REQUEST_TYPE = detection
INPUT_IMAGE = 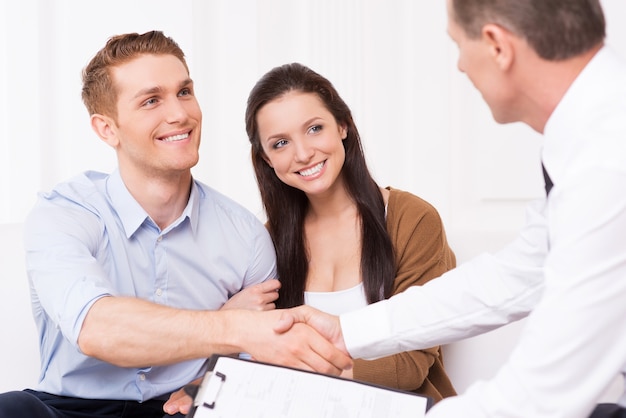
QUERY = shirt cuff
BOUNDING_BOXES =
[340,300,392,360]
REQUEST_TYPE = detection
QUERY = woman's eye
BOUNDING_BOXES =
[308,125,323,134]
[273,139,288,149]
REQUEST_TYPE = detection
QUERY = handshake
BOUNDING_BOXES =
[163,306,352,416]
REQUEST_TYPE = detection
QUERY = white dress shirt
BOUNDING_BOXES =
[340,46,626,417]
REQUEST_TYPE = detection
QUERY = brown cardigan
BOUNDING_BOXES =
[350,187,457,402]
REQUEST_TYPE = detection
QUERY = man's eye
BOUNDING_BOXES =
[179,88,192,97]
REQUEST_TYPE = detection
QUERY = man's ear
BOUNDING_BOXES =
[90,114,119,147]
[482,23,514,71]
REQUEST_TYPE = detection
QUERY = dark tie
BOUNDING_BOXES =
[542,163,553,196]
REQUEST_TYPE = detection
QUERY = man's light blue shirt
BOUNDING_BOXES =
[23,169,276,401]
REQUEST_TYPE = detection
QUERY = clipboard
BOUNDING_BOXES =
[186,354,433,417]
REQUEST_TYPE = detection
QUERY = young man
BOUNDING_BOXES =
[280,1,626,417]
[0,31,350,418]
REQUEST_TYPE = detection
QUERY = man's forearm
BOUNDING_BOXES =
[78,296,240,367]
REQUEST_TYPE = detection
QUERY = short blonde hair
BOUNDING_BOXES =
[81,30,188,119]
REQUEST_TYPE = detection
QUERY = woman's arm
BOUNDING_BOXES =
[349,189,457,399]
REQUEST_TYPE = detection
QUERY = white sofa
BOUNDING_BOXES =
[0,223,622,401]
[0,223,39,393]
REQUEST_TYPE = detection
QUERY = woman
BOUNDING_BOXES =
[246,62,456,400]
[163,63,456,416]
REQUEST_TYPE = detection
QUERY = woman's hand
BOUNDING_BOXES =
[220,279,280,311]
[163,377,202,416]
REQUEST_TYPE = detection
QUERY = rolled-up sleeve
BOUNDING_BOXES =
[24,194,113,347]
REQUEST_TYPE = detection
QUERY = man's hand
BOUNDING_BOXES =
[162,307,352,415]
[221,279,280,311]
[224,309,351,375]
[275,305,348,356]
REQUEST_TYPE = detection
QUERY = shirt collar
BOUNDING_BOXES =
[106,169,201,238]
[542,46,616,185]
[183,181,201,235]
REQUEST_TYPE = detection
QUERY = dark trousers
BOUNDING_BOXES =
[590,403,626,418]
[1,389,622,418]
[0,389,185,418]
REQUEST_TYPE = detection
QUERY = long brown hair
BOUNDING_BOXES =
[245,63,395,308]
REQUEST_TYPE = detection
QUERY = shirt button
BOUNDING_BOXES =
[139,373,146,381]
[157,236,163,242]
[156,288,163,297]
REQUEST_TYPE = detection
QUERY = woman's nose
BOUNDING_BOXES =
[293,139,314,163]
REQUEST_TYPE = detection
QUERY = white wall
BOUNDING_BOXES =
[0,0,624,400]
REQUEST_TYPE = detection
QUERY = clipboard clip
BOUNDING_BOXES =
[191,371,227,410]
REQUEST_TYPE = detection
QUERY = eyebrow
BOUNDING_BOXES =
[264,116,325,144]
[132,78,194,99]
[302,116,324,129]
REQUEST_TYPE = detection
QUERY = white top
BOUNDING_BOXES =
[305,282,368,316]
[340,46,626,417]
